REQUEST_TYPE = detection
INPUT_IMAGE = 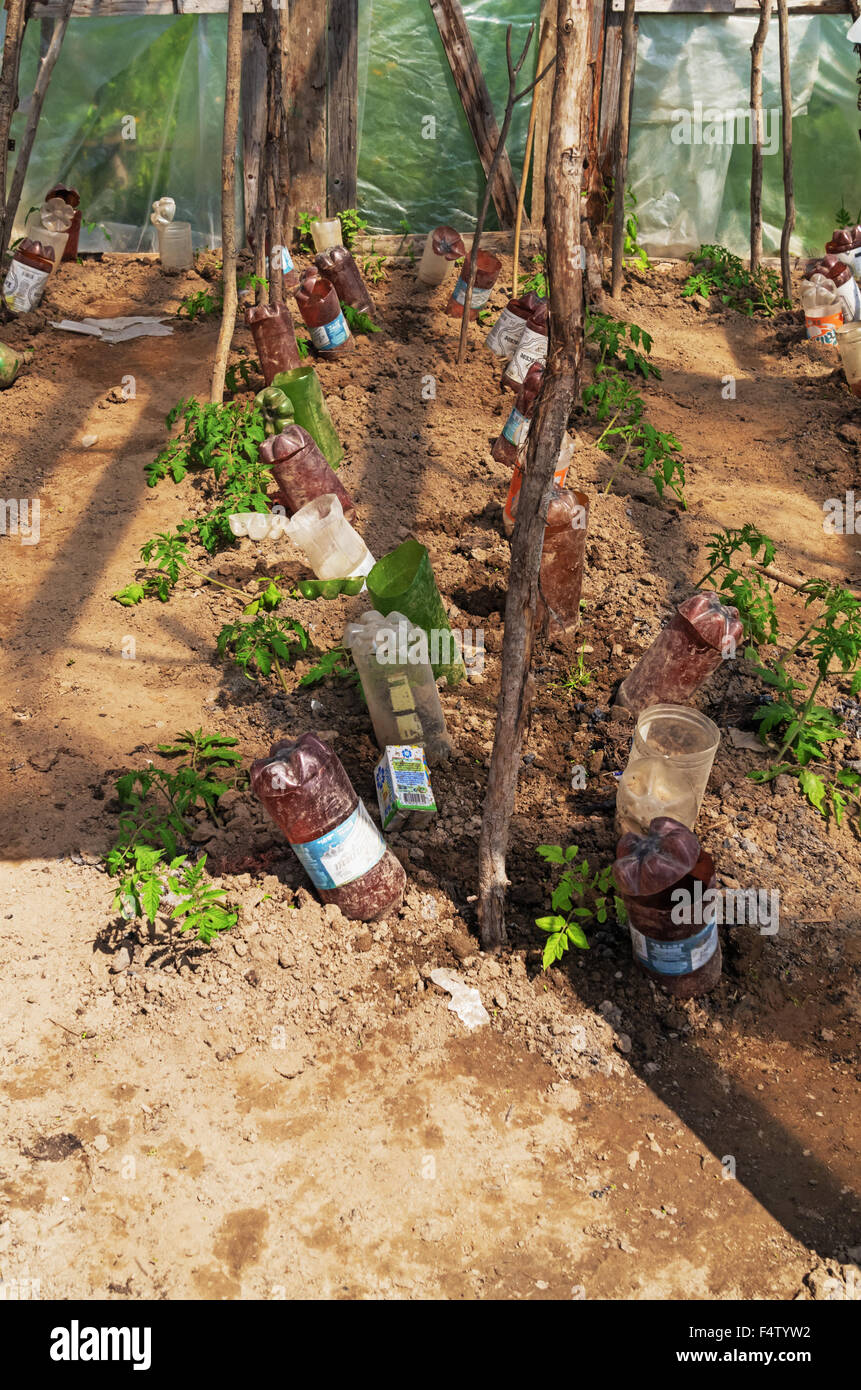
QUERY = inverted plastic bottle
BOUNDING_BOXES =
[836,321,861,396]
[285,493,374,580]
[503,427,573,537]
[294,269,353,356]
[250,733,406,921]
[272,365,344,468]
[615,591,743,717]
[245,302,302,383]
[537,483,590,637]
[807,256,861,324]
[261,425,356,520]
[613,816,721,998]
[826,225,861,281]
[616,704,720,839]
[417,226,466,286]
[445,249,502,319]
[45,185,81,261]
[3,238,55,312]
[501,299,549,391]
[343,609,452,764]
[485,291,544,359]
[800,278,842,343]
[493,361,545,468]
[310,217,342,254]
[314,245,374,315]
[367,539,464,684]
[157,221,193,271]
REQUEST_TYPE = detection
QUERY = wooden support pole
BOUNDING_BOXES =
[513,17,551,296]
[610,0,636,298]
[750,0,773,273]
[428,0,520,227]
[240,11,266,247]
[777,0,794,299]
[478,0,590,951]
[4,1,75,247]
[261,0,290,305]
[211,0,244,403]
[327,0,358,213]
[0,0,29,271]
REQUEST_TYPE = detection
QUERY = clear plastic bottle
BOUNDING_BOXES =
[493,361,545,468]
[801,278,843,343]
[294,269,353,356]
[613,816,721,998]
[343,609,452,763]
[45,185,81,261]
[285,493,374,580]
[837,320,861,395]
[3,238,54,312]
[250,733,406,921]
[261,425,356,520]
[245,303,302,383]
[445,249,502,319]
[417,226,466,286]
[485,291,544,358]
[615,591,743,717]
[310,218,343,253]
[501,299,549,391]
[157,221,193,271]
[314,245,374,315]
[537,483,589,637]
[807,256,861,324]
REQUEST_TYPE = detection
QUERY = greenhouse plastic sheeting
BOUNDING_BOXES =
[8,15,233,252]
[630,15,861,258]
[357,0,540,233]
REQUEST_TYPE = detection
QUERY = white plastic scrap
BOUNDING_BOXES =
[50,316,173,343]
[228,512,290,541]
[429,968,490,1030]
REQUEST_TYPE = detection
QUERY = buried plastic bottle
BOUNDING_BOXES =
[800,279,842,343]
[537,482,590,638]
[494,361,545,470]
[314,246,374,315]
[285,493,374,581]
[417,226,466,286]
[501,299,549,391]
[445,249,502,320]
[615,704,720,837]
[271,365,344,468]
[45,185,81,261]
[343,609,452,764]
[250,733,406,921]
[294,270,353,356]
[806,257,861,324]
[615,591,743,718]
[612,816,721,998]
[309,217,342,254]
[261,425,356,521]
[367,539,465,685]
[502,419,572,536]
[837,321,861,396]
[245,302,302,382]
[485,291,543,358]
[3,239,54,313]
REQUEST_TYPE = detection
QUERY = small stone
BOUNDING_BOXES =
[494,991,508,1009]
[233,940,248,957]
[112,974,128,996]
[111,946,131,974]
[616,1032,633,1054]
[93,1134,109,1153]
[821,1027,836,1042]
[627,1150,639,1170]
[81,434,99,448]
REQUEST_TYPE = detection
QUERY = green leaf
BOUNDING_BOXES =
[140,875,162,924]
[537,845,566,864]
[113,583,145,606]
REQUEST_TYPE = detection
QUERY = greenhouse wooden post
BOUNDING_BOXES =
[777,0,794,300]
[610,0,635,299]
[211,0,244,404]
[750,0,773,274]
[4,1,75,247]
[478,0,589,951]
[0,0,28,272]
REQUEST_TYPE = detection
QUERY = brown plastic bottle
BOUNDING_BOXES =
[314,245,374,315]
[445,248,502,320]
[826,225,861,280]
[615,591,744,717]
[261,425,356,521]
[485,290,544,359]
[246,226,300,289]
[2,238,55,313]
[294,270,353,357]
[537,484,589,637]
[501,299,549,391]
[244,302,302,383]
[45,185,81,261]
[613,816,722,998]
[492,361,544,466]
[250,733,406,921]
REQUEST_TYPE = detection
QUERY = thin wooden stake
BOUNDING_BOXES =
[777,0,794,300]
[750,0,773,274]
[211,0,244,404]
[513,17,550,297]
[610,0,636,299]
[477,0,590,951]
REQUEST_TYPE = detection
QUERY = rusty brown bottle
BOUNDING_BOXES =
[445,249,502,320]
[314,245,374,315]
[294,270,353,357]
[537,484,589,637]
[261,425,356,521]
[244,302,301,383]
[492,361,544,466]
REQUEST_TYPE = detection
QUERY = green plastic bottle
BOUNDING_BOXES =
[367,539,465,685]
[271,365,344,469]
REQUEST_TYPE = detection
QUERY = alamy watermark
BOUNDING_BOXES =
[671,881,779,935]
[669,102,806,156]
[823,491,861,534]
[1,498,40,544]
[374,620,485,675]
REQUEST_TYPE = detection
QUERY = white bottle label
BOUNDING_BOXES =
[836,277,861,324]
[452,276,492,309]
[289,801,385,890]
[506,327,548,385]
[3,259,50,313]
[310,311,350,349]
[485,306,527,357]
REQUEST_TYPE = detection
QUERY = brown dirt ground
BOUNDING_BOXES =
[0,249,858,1301]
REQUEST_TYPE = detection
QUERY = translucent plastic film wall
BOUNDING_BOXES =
[7,14,232,252]
[629,14,861,258]
[357,0,540,233]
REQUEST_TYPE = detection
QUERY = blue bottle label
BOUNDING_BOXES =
[628,917,718,976]
[289,801,385,890]
[310,312,350,349]
[502,407,530,446]
[452,277,492,308]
